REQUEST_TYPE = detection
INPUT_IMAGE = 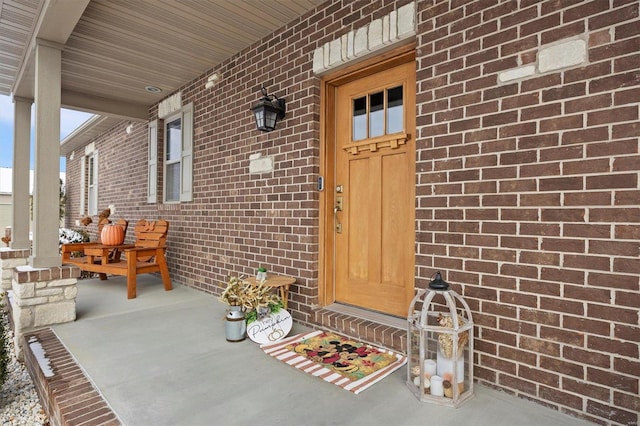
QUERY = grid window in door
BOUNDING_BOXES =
[352,85,404,141]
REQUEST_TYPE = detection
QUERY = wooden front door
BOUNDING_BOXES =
[332,60,415,317]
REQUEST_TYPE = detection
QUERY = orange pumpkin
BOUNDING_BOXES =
[101,224,125,246]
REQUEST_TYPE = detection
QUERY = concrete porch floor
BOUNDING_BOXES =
[48,275,593,426]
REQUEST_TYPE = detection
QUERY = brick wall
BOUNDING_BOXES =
[64,1,639,425]
[415,1,639,425]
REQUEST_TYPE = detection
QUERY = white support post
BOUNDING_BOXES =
[30,39,63,268]
[11,96,33,250]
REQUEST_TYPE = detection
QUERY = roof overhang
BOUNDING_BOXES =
[1,0,325,151]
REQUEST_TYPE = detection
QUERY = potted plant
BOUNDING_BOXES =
[219,276,284,340]
[219,276,249,342]
[242,282,283,324]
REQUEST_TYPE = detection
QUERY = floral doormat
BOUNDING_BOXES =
[261,330,406,394]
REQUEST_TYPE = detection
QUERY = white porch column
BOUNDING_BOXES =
[11,96,33,250]
[30,39,62,268]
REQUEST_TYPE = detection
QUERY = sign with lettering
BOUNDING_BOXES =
[247,310,293,344]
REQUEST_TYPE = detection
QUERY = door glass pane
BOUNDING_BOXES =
[166,118,181,161]
[369,91,384,137]
[352,96,367,141]
[166,162,180,202]
[387,86,403,134]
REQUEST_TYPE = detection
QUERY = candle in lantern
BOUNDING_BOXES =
[430,375,444,397]
[437,345,464,384]
[424,359,437,377]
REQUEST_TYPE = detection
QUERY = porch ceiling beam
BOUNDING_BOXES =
[61,89,149,121]
[12,0,90,99]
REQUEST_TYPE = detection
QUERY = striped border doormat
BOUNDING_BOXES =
[261,330,407,394]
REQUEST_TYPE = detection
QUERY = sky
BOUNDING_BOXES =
[0,94,94,172]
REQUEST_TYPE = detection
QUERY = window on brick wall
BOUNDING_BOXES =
[147,120,158,203]
[160,103,192,203]
[81,151,98,215]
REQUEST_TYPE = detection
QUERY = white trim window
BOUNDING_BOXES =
[148,120,158,203]
[162,103,193,203]
[86,151,98,215]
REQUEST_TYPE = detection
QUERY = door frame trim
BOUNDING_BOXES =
[318,43,416,307]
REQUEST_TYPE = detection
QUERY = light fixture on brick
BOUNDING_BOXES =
[250,85,286,132]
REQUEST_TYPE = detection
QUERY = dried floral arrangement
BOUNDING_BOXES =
[437,313,469,359]
[219,276,283,322]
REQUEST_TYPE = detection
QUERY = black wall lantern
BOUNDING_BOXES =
[251,86,286,132]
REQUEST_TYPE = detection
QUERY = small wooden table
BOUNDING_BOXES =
[84,244,135,265]
[244,275,296,310]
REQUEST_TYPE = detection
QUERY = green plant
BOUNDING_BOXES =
[245,299,284,324]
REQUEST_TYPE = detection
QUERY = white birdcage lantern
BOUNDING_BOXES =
[407,271,474,407]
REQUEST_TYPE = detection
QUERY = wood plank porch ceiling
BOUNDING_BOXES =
[0,0,324,116]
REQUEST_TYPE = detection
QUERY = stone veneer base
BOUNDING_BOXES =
[23,328,121,426]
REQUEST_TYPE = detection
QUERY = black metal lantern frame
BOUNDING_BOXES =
[251,86,286,132]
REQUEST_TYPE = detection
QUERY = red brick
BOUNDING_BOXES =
[589,29,612,47]
[522,13,561,36]
[615,52,640,72]
[500,35,538,57]
[521,103,562,121]
[590,36,640,62]
[591,207,640,222]
[564,254,611,271]
[564,378,610,401]
[589,3,639,31]
[588,400,639,426]
[543,145,585,162]
[564,158,610,175]
[612,121,640,138]
[563,223,612,238]
[562,126,609,145]
[614,87,640,106]
[540,297,584,316]
[615,324,640,342]
[587,304,639,325]
[565,61,612,83]
[565,1,611,22]
[586,173,638,190]
[564,347,611,369]
[539,178,584,192]
[587,106,639,126]
[542,21,586,44]
[589,70,640,93]
[589,239,639,256]
[520,163,561,178]
[565,93,612,113]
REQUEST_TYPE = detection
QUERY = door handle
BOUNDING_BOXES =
[334,205,342,233]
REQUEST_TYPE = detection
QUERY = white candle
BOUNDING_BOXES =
[430,375,444,397]
[424,359,437,377]
[437,346,464,383]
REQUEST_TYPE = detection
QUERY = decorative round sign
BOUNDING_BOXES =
[246,309,293,344]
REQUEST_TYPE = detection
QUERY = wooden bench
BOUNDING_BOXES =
[62,219,172,299]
